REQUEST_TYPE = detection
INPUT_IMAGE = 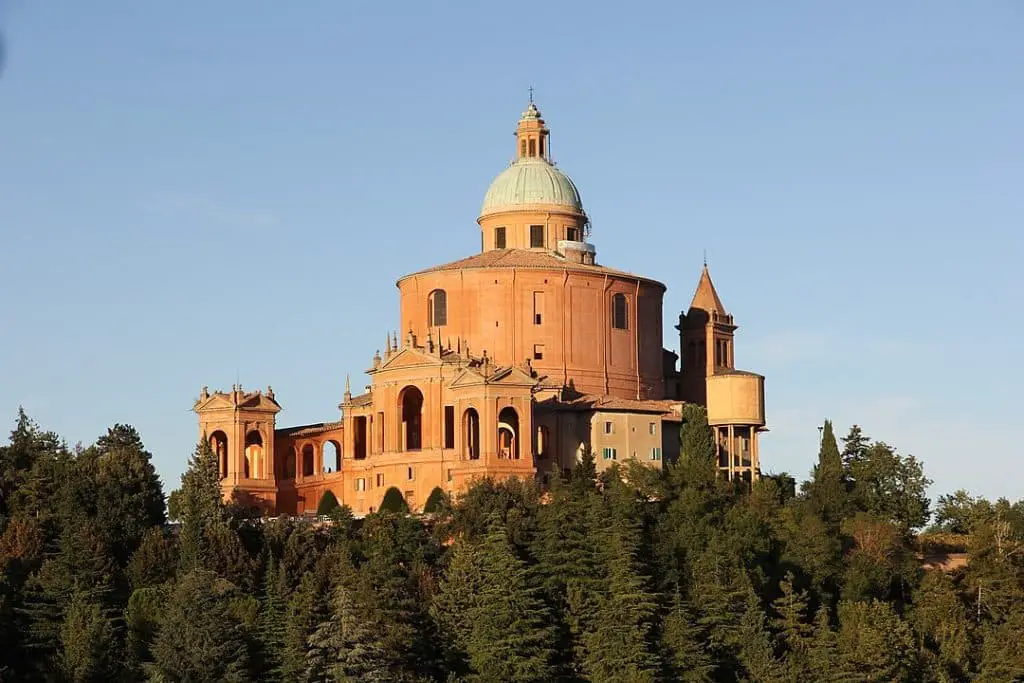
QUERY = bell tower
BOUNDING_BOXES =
[678,265,766,482]
[193,384,281,510]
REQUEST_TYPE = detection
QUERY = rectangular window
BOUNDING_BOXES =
[567,227,579,242]
[530,224,544,248]
[533,291,544,325]
[649,422,657,435]
[407,466,414,481]
[495,226,506,249]
[604,421,614,435]
[355,478,366,492]
[444,405,455,449]
[533,344,544,361]
[376,473,384,487]
[602,447,617,460]
[377,411,385,452]
[650,447,662,461]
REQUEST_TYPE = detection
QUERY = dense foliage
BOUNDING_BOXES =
[1,408,1023,681]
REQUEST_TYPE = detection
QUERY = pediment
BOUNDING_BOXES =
[194,391,281,413]
[377,347,444,372]
[448,367,487,389]
[486,366,540,387]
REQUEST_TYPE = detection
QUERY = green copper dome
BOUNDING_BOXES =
[480,158,585,217]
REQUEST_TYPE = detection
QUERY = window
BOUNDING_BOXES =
[495,226,506,249]
[539,137,545,158]
[376,473,384,487]
[533,344,544,361]
[428,289,447,327]
[530,224,544,248]
[447,468,453,483]
[520,139,527,157]
[649,422,657,435]
[650,447,662,461]
[612,293,628,330]
[355,478,366,492]
[444,406,455,449]
[567,227,578,242]
[528,139,536,156]
[602,447,617,461]
[604,421,614,435]
[407,466,414,481]
[533,291,544,325]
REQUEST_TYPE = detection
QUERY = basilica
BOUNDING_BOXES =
[193,101,767,515]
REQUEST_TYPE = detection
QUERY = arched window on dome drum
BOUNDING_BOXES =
[612,293,629,330]
[428,289,447,327]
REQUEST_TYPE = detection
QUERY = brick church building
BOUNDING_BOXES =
[193,100,767,515]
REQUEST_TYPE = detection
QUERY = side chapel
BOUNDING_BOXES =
[193,101,767,515]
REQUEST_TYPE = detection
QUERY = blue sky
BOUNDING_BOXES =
[1,1,1022,502]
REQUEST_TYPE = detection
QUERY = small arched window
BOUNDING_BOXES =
[428,289,447,327]
[612,293,628,330]
[520,139,527,157]
[528,139,536,157]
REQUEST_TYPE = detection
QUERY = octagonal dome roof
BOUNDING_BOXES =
[480,158,584,218]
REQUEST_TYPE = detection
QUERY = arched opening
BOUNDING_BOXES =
[536,425,550,460]
[498,406,519,460]
[612,293,629,330]
[399,386,424,451]
[539,136,545,158]
[244,430,263,479]
[301,444,315,477]
[520,138,527,158]
[528,138,536,157]
[428,289,447,327]
[322,440,340,473]
[209,430,229,479]
[464,408,480,460]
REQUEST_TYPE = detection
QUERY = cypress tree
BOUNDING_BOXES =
[379,487,410,514]
[805,420,848,525]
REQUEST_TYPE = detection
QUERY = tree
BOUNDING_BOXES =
[909,571,972,681]
[127,526,176,589]
[660,589,714,682]
[423,486,447,514]
[60,590,117,683]
[379,487,409,514]
[306,563,390,682]
[460,519,555,682]
[90,424,166,565]
[848,442,932,533]
[255,553,288,682]
[150,570,253,682]
[931,489,979,534]
[834,599,918,682]
[316,490,340,517]
[840,425,870,474]
[804,420,848,525]
[175,440,225,572]
[674,404,717,487]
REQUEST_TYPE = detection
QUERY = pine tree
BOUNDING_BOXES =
[804,607,839,678]
[660,589,714,682]
[282,567,331,683]
[60,590,117,683]
[431,537,486,675]
[771,571,813,676]
[834,599,918,682]
[175,440,225,572]
[737,590,785,683]
[840,425,870,475]
[306,566,390,683]
[150,570,253,682]
[581,496,659,682]
[908,570,972,681]
[256,553,288,682]
[462,519,555,682]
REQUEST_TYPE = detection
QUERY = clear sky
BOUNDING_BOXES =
[1,1,1022,503]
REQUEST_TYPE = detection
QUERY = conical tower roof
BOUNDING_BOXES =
[689,265,727,314]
